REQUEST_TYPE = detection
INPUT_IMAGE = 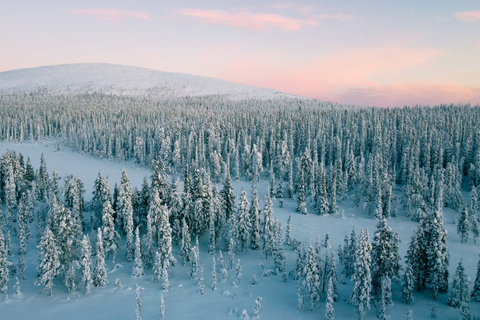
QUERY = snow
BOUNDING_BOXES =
[0,64,296,100]
[1,142,480,319]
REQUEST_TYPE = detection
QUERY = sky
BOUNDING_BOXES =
[1,0,480,107]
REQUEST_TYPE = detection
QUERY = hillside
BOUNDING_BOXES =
[0,63,297,99]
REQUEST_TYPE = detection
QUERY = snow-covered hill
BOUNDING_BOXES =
[0,63,295,99]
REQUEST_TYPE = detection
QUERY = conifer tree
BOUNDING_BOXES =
[93,228,107,287]
[325,277,335,320]
[237,188,251,251]
[102,201,120,261]
[0,229,11,294]
[35,227,60,295]
[132,227,144,277]
[157,203,176,269]
[471,254,480,302]
[80,235,93,295]
[371,218,400,294]
[180,218,192,265]
[448,260,470,308]
[402,263,415,304]
[350,228,372,320]
[221,170,236,220]
[285,215,292,246]
[262,191,275,259]
[119,170,135,262]
[143,207,155,269]
[208,209,216,255]
[211,257,217,290]
[153,250,162,282]
[249,185,261,250]
[304,244,321,310]
[457,206,470,243]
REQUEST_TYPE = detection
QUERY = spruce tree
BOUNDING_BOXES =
[221,170,236,220]
[285,215,292,246]
[457,206,470,243]
[371,218,400,294]
[93,228,107,287]
[0,229,11,294]
[448,260,470,308]
[180,218,191,265]
[249,185,261,250]
[35,227,60,295]
[237,188,251,252]
[303,244,321,310]
[471,254,480,302]
[262,191,275,259]
[350,228,372,320]
[102,201,120,261]
[211,257,217,290]
[402,263,415,304]
[80,235,93,295]
[132,227,144,277]
[326,277,335,320]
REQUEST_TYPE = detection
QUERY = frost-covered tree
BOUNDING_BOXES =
[262,191,275,259]
[448,260,470,308]
[211,257,217,290]
[221,170,236,220]
[350,228,372,320]
[132,227,144,277]
[102,201,120,261]
[0,229,11,294]
[180,218,191,265]
[402,263,415,304]
[371,218,400,294]
[457,206,470,243]
[93,228,107,287]
[471,254,480,302]
[303,244,321,310]
[119,170,135,262]
[35,227,60,295]
[237,188,251,252]
[249,185,261,250]
[80,235,93,295]
[285,215,292,246]
[156,202,176,269]
[326,277,335,320]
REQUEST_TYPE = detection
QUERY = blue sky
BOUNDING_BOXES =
[1,1,480,106]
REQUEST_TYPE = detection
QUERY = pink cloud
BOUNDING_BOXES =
[178,9,317,30]
[214,46,477,107]
[71,8,152,22]
[454,11,480,22]
[337,84,480,107]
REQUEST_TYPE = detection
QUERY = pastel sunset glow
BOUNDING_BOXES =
[1,0,480,107]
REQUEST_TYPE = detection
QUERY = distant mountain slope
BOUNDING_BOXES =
[0,63,296,99]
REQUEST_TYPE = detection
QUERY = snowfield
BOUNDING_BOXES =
[1,142,479,320]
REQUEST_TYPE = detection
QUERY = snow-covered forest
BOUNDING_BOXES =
[1,91,480,319]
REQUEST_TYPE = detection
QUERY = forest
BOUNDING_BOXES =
[1,91,480,319]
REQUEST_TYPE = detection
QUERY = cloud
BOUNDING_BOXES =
[454,11,480,22]
[337,84,480,107]
[71,8,153,22]
[178,9,317,30]
[216,46,457,107]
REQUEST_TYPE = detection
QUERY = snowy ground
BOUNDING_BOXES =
[1,142,479,319]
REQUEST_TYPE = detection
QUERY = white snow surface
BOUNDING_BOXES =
[1,142,479,319]
[0,63,296,99]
